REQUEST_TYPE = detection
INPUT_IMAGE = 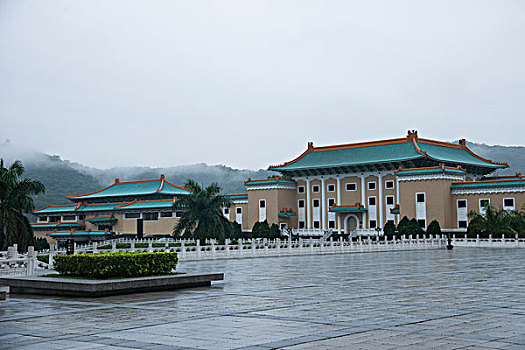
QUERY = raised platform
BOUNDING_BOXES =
[0,273,224,297]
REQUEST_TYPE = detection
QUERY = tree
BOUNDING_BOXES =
[397,216,410,236]
[426,220,441,235]
[252,220,270,238]
[0,159,45,251]
[173,180,232,245]
[229,221,243,239]
[407,218,424,235]
[383,221,396,237]
[468,203,515,238]
[269,223,281,239]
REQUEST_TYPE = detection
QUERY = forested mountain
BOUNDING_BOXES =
[1,140,523,213]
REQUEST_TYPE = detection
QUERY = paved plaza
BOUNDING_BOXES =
[1,248,525,349]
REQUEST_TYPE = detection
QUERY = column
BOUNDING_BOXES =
[306,177,311,230]
[395,176,400,224]
[361,174,367,229]
[321,177,326,230]
[336,176,342,233]
[378,173,384,229]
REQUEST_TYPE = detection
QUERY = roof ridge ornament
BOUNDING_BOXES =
[406,130,418,141]
[307,141,314,151]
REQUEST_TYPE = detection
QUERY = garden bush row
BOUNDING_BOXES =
[54,251,178,278]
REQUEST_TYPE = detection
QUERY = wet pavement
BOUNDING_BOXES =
[1,248,524,349]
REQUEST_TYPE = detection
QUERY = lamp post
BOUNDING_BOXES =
[446,232,454,250]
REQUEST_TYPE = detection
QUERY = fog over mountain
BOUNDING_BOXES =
[1,139,523,212]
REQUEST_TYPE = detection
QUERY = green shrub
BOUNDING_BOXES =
[426,220,441,235]
[33,237,50,251]
[37,255,49,264]
[54,251,178,278]
[383,221,397,237]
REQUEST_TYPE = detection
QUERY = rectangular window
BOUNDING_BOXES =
[37,216,47,222]
[160,212,173,218]
[77,215,85,220]
[327,184,335,192]
[143,212,158,221]
[346,183,357,191]
[457,199,467,208]
[298,186,305,194]
[175,211,182,218]
[418,219,426,228]
[368,197,376,206]
[298,200,305,208]
[480,199,490,210]
[313,221,320,229]
[224,208,229,215]
[369,220,377,228]
[386,196,394,205]
[313,199,320,208]
[328,220,336,229]
[124,213,141,219]
[299,221,305,229]
[312,185,320,193]
[62,215,76,221]
[48,216,61,222]
[259,200,266,208]
[385,180,394,189]
[416,193,425,203]
[503,198,515,209]
[236,207,242,214]
[458,220,468,228]
[368,182,376,190]
[328,198,336,207]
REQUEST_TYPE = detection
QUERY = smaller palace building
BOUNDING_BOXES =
[32,131,525,242]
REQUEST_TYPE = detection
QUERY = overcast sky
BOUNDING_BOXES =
[1,1,524,170]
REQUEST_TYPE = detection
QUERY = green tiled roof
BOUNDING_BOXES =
[31,223,85,229]
[68,178,190,200]
[117,200,175,210]
[451,180,525,189]
[48,231,111,237]
[34,205,78,214]
[269,137,507,172]
[76,203,125,212]
[396,167,466,176]
[87,217,117,223]
[329,206,367,213]
[245,178,296,186]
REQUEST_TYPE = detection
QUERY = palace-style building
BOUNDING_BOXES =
[32,131,525,242]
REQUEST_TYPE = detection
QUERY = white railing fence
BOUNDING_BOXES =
[0,245,48,277]
[451,233,525,247]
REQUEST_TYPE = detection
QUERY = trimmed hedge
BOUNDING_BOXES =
[54,251,178,279]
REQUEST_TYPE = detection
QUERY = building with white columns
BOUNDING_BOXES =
[237,130,523,236]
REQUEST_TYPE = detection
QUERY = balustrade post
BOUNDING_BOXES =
[502,234,505,245]
[239,239,243,257]
[276,238,281,254]
[288,238,293,253]
[516,234,519,246]
[384,235,388,250]
[93,241,98,253]
[180,242,186,259]
[211,241,216,258]
[7,246,15,259]
[488,234,492,246]
[111,241,116,252]
[226,239,231,257]
[251,240,256,256]
[48,244,55,269]
[196,240,201,259]
[26,246,36,276]
[330,237,334,252]
[309,238,314,254]
[340,237,344,253]
[299,238,304,253]
[147,241,153,252]
[130,241,136,252]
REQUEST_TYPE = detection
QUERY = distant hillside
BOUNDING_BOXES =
[0,140,523,213]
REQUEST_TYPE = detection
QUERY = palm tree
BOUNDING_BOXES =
[173,180,232,245]
[468,203,514,238]
[0,159,45,251]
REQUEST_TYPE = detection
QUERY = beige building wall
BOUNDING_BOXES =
[340,176,362,205]
[451,192,525,228]
[398,179,456,229]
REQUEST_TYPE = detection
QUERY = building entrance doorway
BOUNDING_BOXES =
[345,215,359,234]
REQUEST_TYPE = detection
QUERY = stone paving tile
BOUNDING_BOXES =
[1,248,525,349]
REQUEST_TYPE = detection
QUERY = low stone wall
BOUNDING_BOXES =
[0,273,224,297]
